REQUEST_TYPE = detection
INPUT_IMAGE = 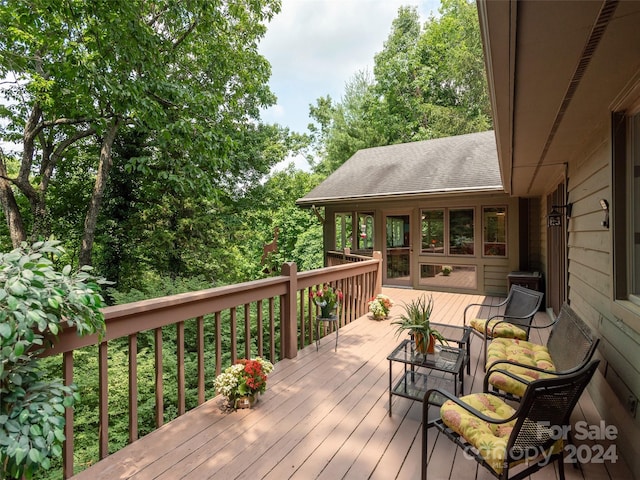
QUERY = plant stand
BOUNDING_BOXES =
[315,315,339,352]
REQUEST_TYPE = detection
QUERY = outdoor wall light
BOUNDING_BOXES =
[547,203,572,228]
[599,199,609,229]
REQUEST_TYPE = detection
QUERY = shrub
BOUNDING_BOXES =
[0,241,107,479]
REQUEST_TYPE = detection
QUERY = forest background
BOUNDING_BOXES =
[0,0,490,475]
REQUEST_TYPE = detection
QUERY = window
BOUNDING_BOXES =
[335,213,352,251]
[613,111,640,306]
[634,116,640,303]
[420,263,477,289]
[421,210,444,254]
[357,213,374,250]
[449,208,475,255]
[483,206,507,257]
[386,216,407,247]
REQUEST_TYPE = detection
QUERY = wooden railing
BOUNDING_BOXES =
[326,249,374,266]
[42,253,382,478]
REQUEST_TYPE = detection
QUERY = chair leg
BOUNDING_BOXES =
[421,406,429,480]
[483,336,488,371]
[558,453,566,480]
[334,322,338,352]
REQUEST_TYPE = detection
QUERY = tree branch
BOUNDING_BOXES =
[40,127,97,192]
[173,19,198,50]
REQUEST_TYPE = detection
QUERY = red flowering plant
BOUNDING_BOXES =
[214,357,274,407]
[309,283,343,318]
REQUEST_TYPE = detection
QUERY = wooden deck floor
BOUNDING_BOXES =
[71,288,631,480]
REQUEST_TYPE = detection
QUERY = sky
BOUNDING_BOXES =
[258,0,441,170]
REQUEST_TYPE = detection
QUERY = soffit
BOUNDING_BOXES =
[480,0,640,196]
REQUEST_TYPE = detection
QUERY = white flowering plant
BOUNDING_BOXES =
[368,293,394,318]
[214,357,274,406]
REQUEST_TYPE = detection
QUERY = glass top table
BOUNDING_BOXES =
[387,335,467,416]
[428,322,472,373]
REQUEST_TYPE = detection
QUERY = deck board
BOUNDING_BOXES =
[71,288,632,480]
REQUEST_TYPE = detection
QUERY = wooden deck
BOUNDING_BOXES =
[71,288,631,480]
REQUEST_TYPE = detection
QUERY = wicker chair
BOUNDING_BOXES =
[464,285,544,372]
[484,303,599,401]
[422,359,600,480]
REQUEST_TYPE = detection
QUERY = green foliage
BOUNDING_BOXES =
[0,241,107,479]
[391,294,446,350]
[309,1,491,174]
[0,0,284,260]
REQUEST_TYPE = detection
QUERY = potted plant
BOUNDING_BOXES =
[309,283,343,319]
[391,294,446,354]
[442,265,453,276]
[214,357,274,409]
[368,293,394,320]
[0,241,108,479]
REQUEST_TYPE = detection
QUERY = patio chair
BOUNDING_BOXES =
[483,303,599,401]
[464,285,544,372]
[421,359,600,480]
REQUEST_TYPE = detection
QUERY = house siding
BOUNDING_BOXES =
[566,128,640,475]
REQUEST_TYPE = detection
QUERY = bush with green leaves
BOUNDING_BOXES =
[0,241,107,479]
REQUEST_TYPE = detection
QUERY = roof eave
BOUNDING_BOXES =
[296,186,506,207]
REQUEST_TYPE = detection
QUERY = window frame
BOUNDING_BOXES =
[356,212,374,251]
[420,209,445,255]
[334,212,353,251]
[612,108,640,307]
[448,207,475,256]
[482,205,508,258]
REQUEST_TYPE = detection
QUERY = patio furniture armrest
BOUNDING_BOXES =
[463,297,509,326]
[483,366,534,393]
[485,314,533,337]
[485,358,557,377]
[523,316,559,330]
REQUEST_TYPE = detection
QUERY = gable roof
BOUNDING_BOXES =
[297,130,503,206]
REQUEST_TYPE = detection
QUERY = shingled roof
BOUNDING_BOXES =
[297,130,503,206]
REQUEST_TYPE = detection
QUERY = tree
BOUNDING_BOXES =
[370,6,424,143]
[309,1,491,173]
[0,0,281,265]
[238,165,324,275]
[309,71,384,176]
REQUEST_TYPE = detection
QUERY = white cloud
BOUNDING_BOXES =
[259,0,440,138]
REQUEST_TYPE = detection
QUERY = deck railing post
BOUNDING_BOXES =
[281,262,298,359]
[373,251,383,296]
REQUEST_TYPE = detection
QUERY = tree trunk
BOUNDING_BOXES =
[0,159,27,247]
[79,118,120,266]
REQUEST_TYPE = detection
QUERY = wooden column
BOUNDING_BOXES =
[281,262,298,359]
[373,251,383,296]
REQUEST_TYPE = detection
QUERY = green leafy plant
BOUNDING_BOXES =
[0,241,107,479]
[391,294,446,353]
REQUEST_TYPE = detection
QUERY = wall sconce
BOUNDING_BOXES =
[599,199,609,229]
[547,203,572,228]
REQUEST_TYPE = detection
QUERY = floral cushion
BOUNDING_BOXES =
[441,393,563,474]
[486,338,556,397]
[440,393,516,474]
[469,318,527,340]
